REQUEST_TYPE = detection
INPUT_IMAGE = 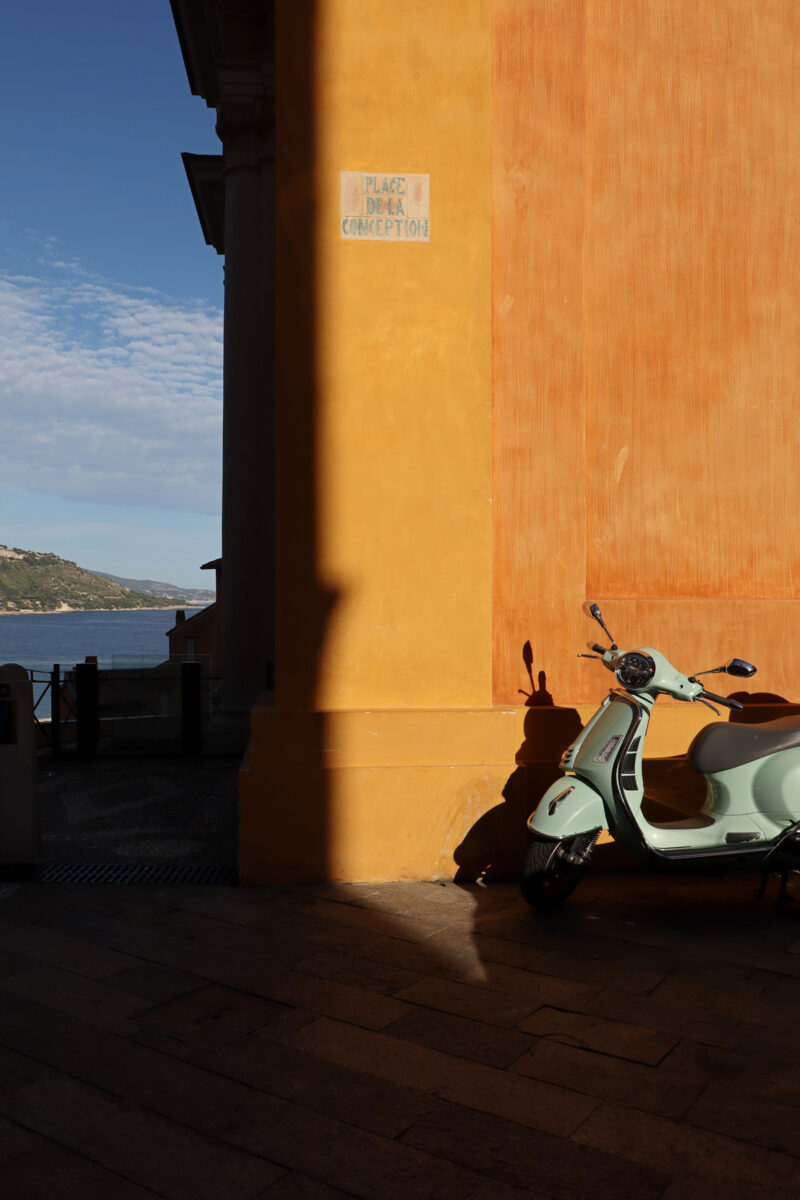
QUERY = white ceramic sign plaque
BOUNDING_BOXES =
[340,172,430,242]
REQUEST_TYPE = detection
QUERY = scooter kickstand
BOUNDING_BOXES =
[756,868,796,904]
[777,870,796,904]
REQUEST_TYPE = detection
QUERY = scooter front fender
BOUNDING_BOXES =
[527,777,608,839]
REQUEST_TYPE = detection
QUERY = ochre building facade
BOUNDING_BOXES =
[172,1,800,883]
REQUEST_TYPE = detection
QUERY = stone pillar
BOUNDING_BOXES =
[213,78,275,749]
[0,664,40,861]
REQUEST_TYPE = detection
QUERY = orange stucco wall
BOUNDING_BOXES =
[493,0,800,710]
[492,0,588,708]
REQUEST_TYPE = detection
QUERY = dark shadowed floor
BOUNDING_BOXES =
[35,754,238,868]
[0,868,799,1198]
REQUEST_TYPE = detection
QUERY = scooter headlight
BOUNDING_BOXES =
[615,652,656,689]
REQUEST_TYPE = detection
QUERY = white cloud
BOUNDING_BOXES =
[0,258,223,514]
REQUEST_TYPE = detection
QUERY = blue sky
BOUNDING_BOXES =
[0,2,224,589]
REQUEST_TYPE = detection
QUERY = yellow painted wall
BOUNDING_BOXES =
[240,707,518,883]
[246,0,501,883]
[276,0,492,712]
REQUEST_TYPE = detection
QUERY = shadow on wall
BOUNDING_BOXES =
[275,0,338,882]
[727,692,800,723]
[454,644,583,883]
[240,0,341,884]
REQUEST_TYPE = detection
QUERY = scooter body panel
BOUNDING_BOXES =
[607,705,797,861]
[566,691,649,795]
[528,692,645,844]
[527,777,608,839]
[557,695,619,771]
[751,747,800,825]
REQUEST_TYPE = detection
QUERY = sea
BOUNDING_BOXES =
[0,609,202,699]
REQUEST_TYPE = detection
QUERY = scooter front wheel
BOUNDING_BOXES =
[520,835,588,911]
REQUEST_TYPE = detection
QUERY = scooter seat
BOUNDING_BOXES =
[688,716,800,774]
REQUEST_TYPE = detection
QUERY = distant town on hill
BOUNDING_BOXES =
[0,544,215,613]
[89,571,215,606]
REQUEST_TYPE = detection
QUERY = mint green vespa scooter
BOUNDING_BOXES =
[522,602,800,909]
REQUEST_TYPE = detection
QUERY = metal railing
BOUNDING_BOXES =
[28,666,73,755]
[27,660,221,758]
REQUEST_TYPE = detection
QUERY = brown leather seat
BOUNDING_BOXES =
[688,717,800,774]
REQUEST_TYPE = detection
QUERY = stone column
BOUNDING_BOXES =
[213,79,275,748]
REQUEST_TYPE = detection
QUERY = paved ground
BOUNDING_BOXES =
[0,869,799,1199]
[36,755,238,866]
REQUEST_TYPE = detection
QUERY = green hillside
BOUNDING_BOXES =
[0,545,176,613]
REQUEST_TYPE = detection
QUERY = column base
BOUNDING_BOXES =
[204,706,261,756]
[239,704,522,883]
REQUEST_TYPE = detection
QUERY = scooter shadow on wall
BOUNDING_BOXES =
[726,691,800,723]
[453,642,582,884]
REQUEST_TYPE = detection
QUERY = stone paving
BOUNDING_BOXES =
[36,756,238,866]
[0,869,799,1199]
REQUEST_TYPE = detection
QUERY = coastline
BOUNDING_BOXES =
[0,605,200,617]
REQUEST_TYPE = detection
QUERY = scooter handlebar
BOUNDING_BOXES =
[699,689,744,712]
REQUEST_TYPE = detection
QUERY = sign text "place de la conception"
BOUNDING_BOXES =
[341,172,430,242]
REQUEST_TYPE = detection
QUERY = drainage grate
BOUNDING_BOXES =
[0,863,238,886]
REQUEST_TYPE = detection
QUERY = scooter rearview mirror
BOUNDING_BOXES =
[725,658,757,678]
[581,600,618,650]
